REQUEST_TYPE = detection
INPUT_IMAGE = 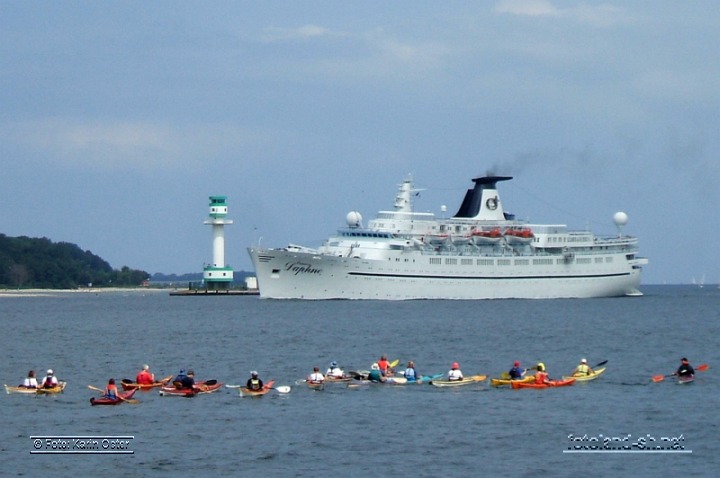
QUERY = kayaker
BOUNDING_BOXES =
[673,358,695,378]
[104,378,119,399]
[180,370,196,389]
[308,367,325,384]
[368,363,386,383]
[508,361,525,380]
[246,371,264,391]
[173,369,188,388]
[378,355,392,376]
[534,363,550,384]
[20,370,38,389]
[326,361,344,378]
[136,364,155,385]
[404,361,420,382]
[572,358,594,377]
[448,362,464,381]
[40,369,59,389]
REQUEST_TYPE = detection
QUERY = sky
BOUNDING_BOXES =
[1,1,718,285]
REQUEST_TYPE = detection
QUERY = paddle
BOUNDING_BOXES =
[652,363,709,382]
[87,385,139,404]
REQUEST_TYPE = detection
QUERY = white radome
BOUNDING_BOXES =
[346,211,362,227]
[613,211,629,227]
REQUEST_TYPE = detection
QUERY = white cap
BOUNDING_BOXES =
[47,369,53,375]
[143,364,149,370]
[581,358,587,364]
[371,363,379,370]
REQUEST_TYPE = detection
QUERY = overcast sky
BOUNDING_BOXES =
[1,1,718,285]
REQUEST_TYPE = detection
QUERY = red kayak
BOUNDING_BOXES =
[158,380,223,397]
[511,378,575,389]
[90,389,137,406]
[121,375,173,391]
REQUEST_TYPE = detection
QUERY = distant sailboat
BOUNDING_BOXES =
[692,274,705,288]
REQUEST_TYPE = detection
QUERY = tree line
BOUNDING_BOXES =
[0,234,149,289]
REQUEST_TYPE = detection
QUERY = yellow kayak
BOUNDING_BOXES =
[430,375,486,387]
[562,367,606,382]
[490,376,535,387]
[5,382,67,394]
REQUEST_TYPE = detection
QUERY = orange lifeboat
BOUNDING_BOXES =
[504,228,534,244]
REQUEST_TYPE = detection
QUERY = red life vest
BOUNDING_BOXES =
[136,371,153,384]
[378,359,389,372]
[106,384,118,398]
[535,371,548,384]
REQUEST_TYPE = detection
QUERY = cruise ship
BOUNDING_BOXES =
[248,175,648,300]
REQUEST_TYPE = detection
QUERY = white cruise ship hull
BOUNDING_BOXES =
[248,175,647,300]
[249,247,644,300]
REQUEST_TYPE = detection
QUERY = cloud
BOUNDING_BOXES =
[260,24,335,42]
[0,119,254,170]
[494,0,627,27]
[494,0,560,17]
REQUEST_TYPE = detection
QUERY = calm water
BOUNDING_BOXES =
[1,285,719,477]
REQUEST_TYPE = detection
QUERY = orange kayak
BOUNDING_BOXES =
[511,378,575,389]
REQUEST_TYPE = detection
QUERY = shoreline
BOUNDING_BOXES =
[0,287,167,297]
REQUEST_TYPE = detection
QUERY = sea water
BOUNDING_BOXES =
[0,285,718,477]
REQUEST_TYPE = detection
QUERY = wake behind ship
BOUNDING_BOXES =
[248,175,648,300]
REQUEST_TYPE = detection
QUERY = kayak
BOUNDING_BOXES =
[678,375,695,384]
[239,380,275,397]
[511,378,575,389]
[90,389,137,406]
[158,380,223,397]
[562,367,606,382]
[306,381,325,391]
[121,375,173,391]
[325,376,352,383]
[490,376,535,387]
[5,382,67,395]
[430,375,487,388]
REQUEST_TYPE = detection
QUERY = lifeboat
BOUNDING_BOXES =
[471,228,503,245]
[504,228,534,244]
[425,234,450,245]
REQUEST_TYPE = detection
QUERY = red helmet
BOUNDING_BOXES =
[452,362,460,369]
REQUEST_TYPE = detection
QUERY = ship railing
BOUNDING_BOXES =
[413,242,638,258]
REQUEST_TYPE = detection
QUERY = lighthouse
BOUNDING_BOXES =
[203,196,233,290]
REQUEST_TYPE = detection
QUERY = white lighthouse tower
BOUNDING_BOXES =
[203,196,233,290]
